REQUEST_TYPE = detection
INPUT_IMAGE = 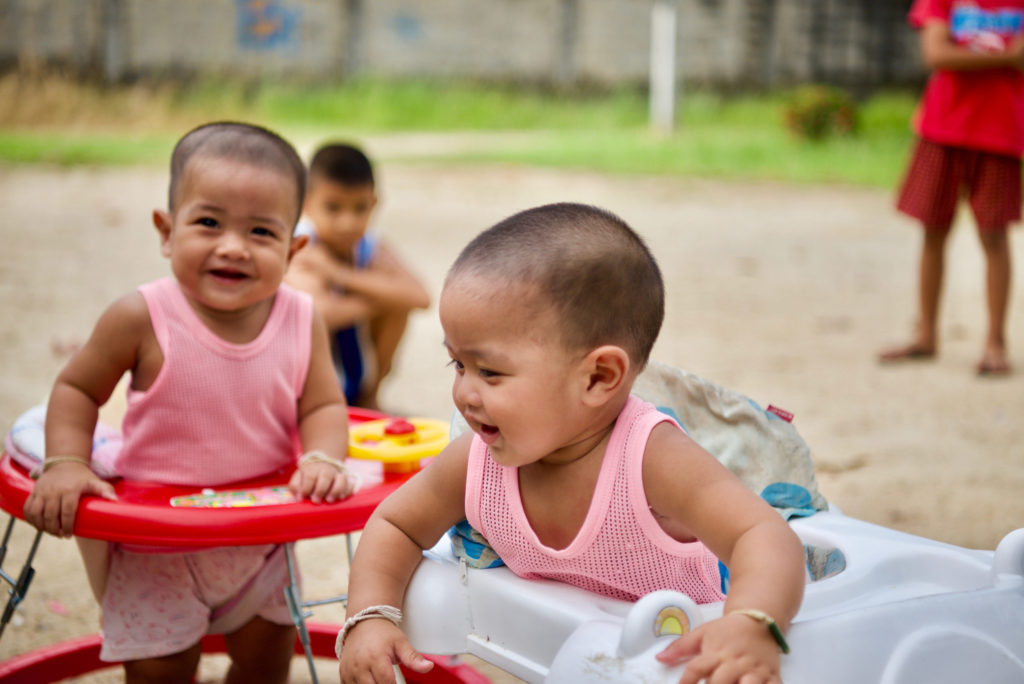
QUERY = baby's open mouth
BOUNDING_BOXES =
[210,269,247,280]
[480,424,499,436]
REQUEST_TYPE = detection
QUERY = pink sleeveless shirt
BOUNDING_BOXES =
[116,278,312,486]
[465,395,726,603]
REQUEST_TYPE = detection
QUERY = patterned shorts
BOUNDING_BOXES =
[99,543,293,662]
[896,138,1021,231]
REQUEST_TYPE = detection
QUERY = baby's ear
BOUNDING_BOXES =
[288,233,309,262]
[581,345,631,406]
[152,210,172,257]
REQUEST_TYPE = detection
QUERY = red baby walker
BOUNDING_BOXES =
[0,407,487,683]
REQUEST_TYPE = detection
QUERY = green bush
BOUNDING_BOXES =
[783,85,858,141]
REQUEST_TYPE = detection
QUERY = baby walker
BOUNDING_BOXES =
[0,408,483,684]
[392,361,1024,684]
[5,358,1024,683]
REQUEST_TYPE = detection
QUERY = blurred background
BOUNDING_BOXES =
[0,0,923,183]
[1,0,918,88]
[4,3,1024,681]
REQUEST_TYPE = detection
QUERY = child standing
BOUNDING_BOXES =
[23,122,354,683]
[880,0,1024,375]
[286,143,430,409]
[337,203,805,684]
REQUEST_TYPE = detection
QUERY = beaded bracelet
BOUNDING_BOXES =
[298,450,349,474]
[729,608,790,654]
[335,605,403,658]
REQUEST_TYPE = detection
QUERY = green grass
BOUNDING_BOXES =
[0,78,918,188]
[256,79,651,130]
[0,131,176,165]
[429,91,915,187]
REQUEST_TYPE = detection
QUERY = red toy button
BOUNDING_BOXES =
[384,418,417,436]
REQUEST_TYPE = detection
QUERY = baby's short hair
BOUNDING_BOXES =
[308,143,375,188]
[449,202,664,367]
[168,121,306,222]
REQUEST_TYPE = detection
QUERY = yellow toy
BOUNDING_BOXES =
[348,418,450,474]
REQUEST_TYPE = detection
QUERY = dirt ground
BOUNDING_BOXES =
[1,153,1023,681]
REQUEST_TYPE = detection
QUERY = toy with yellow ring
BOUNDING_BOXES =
[348,417,450,474]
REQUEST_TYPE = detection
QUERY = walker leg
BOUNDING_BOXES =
[284,542,319,684]
[0,517,42,640]
[0,516,12,567]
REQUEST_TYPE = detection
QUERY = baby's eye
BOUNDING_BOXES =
[251,226,277,238]
[478,368,498,379]
[446,359,465,372]
[197,217,218,228]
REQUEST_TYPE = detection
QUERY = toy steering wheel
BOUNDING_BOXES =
[348,418,450,473]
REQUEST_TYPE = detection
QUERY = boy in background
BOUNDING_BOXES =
[287,143,430,408]
[880,0,1024,375]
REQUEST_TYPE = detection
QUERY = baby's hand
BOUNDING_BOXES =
[289,458,356,504]
[656,612,783,684]
[339,619,434,684]
[23,462,116,538]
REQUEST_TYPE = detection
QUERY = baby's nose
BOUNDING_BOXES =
[453,376,481,408]
[217,231,248,257]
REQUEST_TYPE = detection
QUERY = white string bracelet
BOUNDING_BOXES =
[335,605,403,658]
[299,450,363,492]
[298,449,349,473]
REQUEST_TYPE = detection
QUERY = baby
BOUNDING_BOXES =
[24,122,353,683]
[338,202,805,684]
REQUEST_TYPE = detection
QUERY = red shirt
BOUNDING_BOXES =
[910,0,1024,157]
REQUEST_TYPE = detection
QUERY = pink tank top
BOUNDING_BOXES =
[465,395,725,603]
[116,278,312,486]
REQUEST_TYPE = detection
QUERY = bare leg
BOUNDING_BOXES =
[361,308,411,408]
[224,616,296,684]
[76,537,110,603]
[879,225,950,361]
[977,227,1012,375]
[124,641,202,684]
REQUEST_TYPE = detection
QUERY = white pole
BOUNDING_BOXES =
[649,0,677,133]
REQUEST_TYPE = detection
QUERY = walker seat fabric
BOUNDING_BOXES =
[4,404,121,479]
[630,361,828,516]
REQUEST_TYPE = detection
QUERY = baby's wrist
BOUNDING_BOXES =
[36,455,92,479]
[335,605,403,658]
[298,450,348,474]
[727,609,790,654]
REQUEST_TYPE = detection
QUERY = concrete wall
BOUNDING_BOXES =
[0,0,922,88]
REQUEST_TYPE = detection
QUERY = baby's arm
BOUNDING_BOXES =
[290,310,353,503]
[643,425,805,684]
[286,245,374,330]
[920,19,1024,71]
[23,294,150,537]
[339,433,472,684]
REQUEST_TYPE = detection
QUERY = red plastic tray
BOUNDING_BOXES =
[0,407,421,547]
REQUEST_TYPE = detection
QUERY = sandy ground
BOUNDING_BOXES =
[1,154,1023,681]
